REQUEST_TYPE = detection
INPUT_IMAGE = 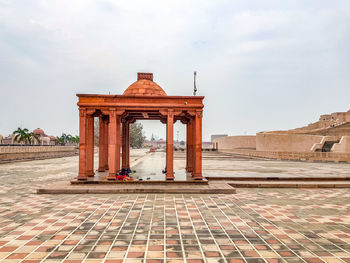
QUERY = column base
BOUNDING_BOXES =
[87,171,95,177]
[186,167,193,173]
[77,175,88,180]
[192,173,203,180]
[98,167,105,172]
[166,172,174,180]
[107,173,116,180]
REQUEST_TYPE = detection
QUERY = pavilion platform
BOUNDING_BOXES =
[206,176,350,188]
[37,179,236,194]
[37,151,236,194]
[70,170,208,184]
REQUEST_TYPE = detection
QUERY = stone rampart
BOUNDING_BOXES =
[0,146,77,162]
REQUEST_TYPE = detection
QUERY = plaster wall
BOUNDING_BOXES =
[213,136,256,150]
[256,133,324,152]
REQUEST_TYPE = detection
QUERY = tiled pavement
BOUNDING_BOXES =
[0,155,350,262]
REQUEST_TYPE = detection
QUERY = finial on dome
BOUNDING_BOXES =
[137,73,153,81]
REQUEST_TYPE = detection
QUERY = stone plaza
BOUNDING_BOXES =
[0,150,349,263]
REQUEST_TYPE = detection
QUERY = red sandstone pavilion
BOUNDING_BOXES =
[76,73,204,181]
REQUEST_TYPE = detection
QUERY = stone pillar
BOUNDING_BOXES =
[107,110,117,179]
[126,122,130,169]
[78,108,88,180]
[166,110,174,180]
[86,115,94,177]
[115,114,121,174]
[186,119,194,173]
[104,118,109,170]
[121,120,127,170]
[192,110,203,180]
[98,116,105,172]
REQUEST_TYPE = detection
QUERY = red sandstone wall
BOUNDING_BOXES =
[213,136,256,150]
[256,133,324,152]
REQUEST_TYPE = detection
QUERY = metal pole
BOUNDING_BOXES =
[193,71,197,96]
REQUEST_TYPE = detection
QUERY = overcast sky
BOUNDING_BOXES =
[1,0,350,141]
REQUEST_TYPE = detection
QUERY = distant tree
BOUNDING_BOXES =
[55,136,64,146]
[81,118,145,148]
[72,135,79,144]
[13,127,28,144]
[180,140,185,146]
[130,122,146,148]
[29,132,40,144]
[55,133,79,146]
[13,128,31,144]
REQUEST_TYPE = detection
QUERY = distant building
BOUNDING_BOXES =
[211,134,228,142]
[202,142,214,149]
[213,109,350,154]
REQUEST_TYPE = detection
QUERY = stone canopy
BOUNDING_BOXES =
[76,72,205,181]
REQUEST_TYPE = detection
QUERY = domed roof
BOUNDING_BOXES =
[123,73,166,96]
[33,128,46,136]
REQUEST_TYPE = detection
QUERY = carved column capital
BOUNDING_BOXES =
[86,108,96,116]
[79,108,87,117]
[195,110,203,118]
[168,109,174,118]
[109,109,116,117]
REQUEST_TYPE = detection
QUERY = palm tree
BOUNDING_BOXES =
[55,136,65,146]
[54,133,79,146]
[13,128,30,145]
[72,135,79,145]
[66,134,73,145]
[30,132,40,145]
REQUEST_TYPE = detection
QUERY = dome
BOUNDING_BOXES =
[123,73,166,96]
[33,128,46,136]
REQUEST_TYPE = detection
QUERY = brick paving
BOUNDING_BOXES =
[0,154,350,262]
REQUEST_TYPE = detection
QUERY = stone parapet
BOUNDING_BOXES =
[220,149,350,163]
[0,146,77,162]
[0,145,76,153]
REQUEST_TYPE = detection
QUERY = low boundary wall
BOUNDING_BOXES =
[213,136,256,150]
[0,146,78,162]
[220,149,350,163]
[256,133,326,152]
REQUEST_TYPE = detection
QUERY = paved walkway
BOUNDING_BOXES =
[0,151,349,262]
[186,152,350,178]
